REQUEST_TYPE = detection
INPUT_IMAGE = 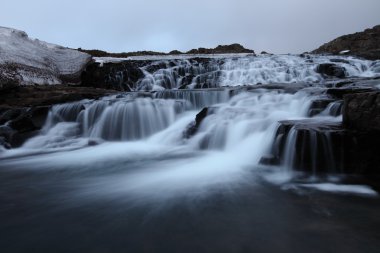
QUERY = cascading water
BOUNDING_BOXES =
[1,54,379,193]
[115,54,380,91]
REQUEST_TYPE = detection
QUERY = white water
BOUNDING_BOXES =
[0,88,317,198]
[1,54,379,198]
[129,54,380,90]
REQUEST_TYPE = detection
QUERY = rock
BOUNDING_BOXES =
[261,119,380,175]
[312,25,380,60]
[343,91,380,131]
[316,63,346,78]
[186,44,255,54]
[0,85,118,107]
[0,136,11,149]
[0,108,27,124]
[169,50,182,55]
[326,87,374,99]
[308,99,335,117]
[259,155,280,166]
[81,61,146,91]
[184,107,209,138]
[330,58,350,64]
[0,26,91,89]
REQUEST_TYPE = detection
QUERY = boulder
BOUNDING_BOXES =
[343,91,380,131]
[316,63,346,78]
[184,107,209,138]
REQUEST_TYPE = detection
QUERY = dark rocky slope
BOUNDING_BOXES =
[79,43,254,58]
[312,25,380,60]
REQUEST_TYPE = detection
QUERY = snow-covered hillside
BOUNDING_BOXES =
[0,27,91,88]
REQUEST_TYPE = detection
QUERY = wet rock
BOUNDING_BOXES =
[259,155,280,166]
[184,107,209,138]
[82,61,150,91]
[330,58,350,64]
[0,108,27,124]
[316,63,346,78]
[308,99,335,117]
[0,136,11,149]
[326,87,374,99]
[0,85,118,107]
[262,119,380,175]
[343,91,380,131]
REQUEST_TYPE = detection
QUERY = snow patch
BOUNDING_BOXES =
[0,26,91,86]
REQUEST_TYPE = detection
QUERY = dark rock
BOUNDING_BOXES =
[330,58,350,64]
[0,108,27,124]
[81,61,146,91]
[261,119,380,175]
[326,87,374,99]
[312,25,380,60]
[169,50,182,55]
[186,44,255,54]
[29,106,50,129]
[316,63,346,78]
[0,136,11,149]
[0,125,14,145]
[88,139,100,146]
[9,114,37,133]
[184,107,209,138]
[0,85,118,107]
[343,91,380,131]
[308,99,335,117]
[259,155,280,166]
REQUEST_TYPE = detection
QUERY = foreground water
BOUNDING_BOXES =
[1,54,380,252]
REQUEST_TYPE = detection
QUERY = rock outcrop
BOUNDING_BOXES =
[312,25,380,60]
[186,44,254,54]
[343,91,380,131]
[316,63,346,78]
[0,27,91,90]
[261,119,380,175]
[80,43,254,58]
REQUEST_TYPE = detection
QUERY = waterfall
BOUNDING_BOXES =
[153,89,232,109]
[3,54,379,180]
[118,55,380,90]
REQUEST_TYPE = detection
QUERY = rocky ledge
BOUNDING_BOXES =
[0,85,118,148]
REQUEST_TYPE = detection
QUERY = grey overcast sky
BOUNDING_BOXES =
[1,0,380,54]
